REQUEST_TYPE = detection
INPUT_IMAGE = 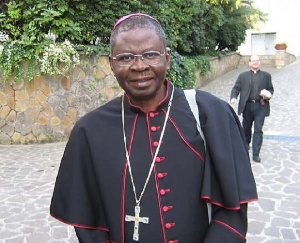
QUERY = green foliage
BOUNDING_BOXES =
[75,44,110,57]
[0,0,81,43]
[39,40,80,75]
[193,56,211,75]
[0,0,265,86]
[214,0,267,51]
[0,42,40,82]
[168,51,210,89]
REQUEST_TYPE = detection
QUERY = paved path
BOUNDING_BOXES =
[0,59,299,242]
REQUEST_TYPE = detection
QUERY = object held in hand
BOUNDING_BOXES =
[260,89,272,99]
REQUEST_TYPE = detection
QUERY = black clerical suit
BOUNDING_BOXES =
[51,81,257,243]
[230,70,274,157]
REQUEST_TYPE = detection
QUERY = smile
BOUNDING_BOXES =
[129,77,153,87]
[130,77,153,83]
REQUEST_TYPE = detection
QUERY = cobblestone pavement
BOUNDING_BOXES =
[0,59,299,242]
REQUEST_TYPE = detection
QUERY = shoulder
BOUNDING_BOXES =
[195,90,230,114]
[236,70,251,81]
[260,70,272,77]
[75,97,121,128]
[195,90,241,134]
[239,70,251,77]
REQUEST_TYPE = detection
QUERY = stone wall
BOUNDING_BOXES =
[195,53,241,88]
[195,51,296,88]
[237,52,296,69]
[0,55,122,144]
[238,55,275,68]
[0,52,295,144]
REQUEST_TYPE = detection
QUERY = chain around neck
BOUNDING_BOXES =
[121,85,175,206]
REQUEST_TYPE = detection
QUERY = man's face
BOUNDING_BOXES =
[110,28,170,105]
[249,56,261,71]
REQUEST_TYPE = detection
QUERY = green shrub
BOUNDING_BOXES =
[168,51,210,89]
[0,0,264,86]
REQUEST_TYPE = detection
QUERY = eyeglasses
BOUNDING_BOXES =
[112,50,166,67]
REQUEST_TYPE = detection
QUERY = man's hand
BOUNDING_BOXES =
[230,98,237,105]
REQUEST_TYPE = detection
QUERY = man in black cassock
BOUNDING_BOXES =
[50,13,258,243]
[230,55,274,163]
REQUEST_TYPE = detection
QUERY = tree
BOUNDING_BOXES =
[0,0,266,86]
[214,0,266,51]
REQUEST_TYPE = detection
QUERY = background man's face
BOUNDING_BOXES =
[249,56,261,70]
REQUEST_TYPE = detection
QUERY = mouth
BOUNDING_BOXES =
[129,77,153,87]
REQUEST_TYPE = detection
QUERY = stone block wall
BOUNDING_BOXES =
[238,55,275,68]
[1,52,292,144]
[0,55,122,144]
[195,53,241,88]
[237,52,296,69]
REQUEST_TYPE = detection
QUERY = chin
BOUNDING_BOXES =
[127,87,159,101]
[130,91,156,101]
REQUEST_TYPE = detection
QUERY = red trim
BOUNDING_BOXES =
[148,110,167,243]
[154,165,168,243]
[147,114,154,158]
[167,112,205,162]
[201,196,258,210]
[121,114,139,243]
[50,213,109,231]
[201,197,240,210]
[240,198,258,204]
[214,219,246,240]
[121,163,127,243]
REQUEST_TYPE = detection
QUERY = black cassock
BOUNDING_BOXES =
[50,81,257,243]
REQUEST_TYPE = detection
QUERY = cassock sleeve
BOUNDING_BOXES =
[204,204,248,242]
[50,121,110,236]
[230,74,242,99]
[196,90,257,241]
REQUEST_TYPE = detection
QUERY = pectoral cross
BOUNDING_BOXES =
[125,205,149,241]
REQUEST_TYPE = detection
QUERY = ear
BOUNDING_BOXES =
[109,56,114,72]
[165,48,171,71]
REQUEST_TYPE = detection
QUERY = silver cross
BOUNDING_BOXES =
[125,205,149,241]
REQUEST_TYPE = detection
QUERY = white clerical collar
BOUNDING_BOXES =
[251,69,260,74]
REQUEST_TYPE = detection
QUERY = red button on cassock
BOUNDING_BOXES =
[169,241,178,243]
[163,206,173,212]
[165,223,176,229]
[155,157,165,163]
[160,188,170,195]
[149,112,158,118]
[151,126,157,132]
[157,172,167,179]
[153,141,159,147]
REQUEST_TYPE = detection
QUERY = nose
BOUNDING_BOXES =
[131,56,149,70]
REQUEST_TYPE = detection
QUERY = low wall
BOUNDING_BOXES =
[238,55,275,68]
[195,53,241,88]
[237,51,296,69]
[195,51,296,88]
[0,52,295,144]
[0,55,122,144]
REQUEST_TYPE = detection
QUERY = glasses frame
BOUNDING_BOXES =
[111,50,166,67]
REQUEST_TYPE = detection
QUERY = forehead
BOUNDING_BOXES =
[112,28,163,53]
[250,56,260,62]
